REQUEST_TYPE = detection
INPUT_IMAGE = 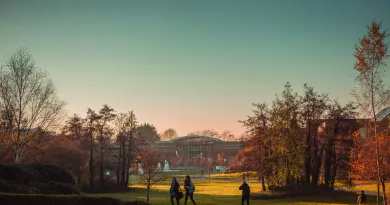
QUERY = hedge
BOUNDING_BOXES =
[0,180,80,195]
[0,163,78,195]
[0,163,75,185]
[0,164,31,184]
[0,194,150,205]
[21,163,76,184]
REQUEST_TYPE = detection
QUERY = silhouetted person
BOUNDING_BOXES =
[239,180,250,205]
[170,177,181,205]
[357,191,366,204]
[184,175,196,205]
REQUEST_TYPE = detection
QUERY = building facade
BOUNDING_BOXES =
[152,135,242,171]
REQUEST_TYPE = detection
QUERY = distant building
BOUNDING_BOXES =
[313,106,390,180]
[376,106,390,127]
[152,135,243,171]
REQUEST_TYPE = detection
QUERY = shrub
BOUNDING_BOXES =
[29,181,80,195]
[339,179,356,191]
[0,164,30,184]
[318,183,333,192]
[0,163,78,195]
[84,176,128,193]
[0,180,32,194]
[22,163,75,185]
[0,194,150,205]
[0,164,75,185]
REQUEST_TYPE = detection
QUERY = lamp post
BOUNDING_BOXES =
[208,158,211,183]
[224,159,227,178]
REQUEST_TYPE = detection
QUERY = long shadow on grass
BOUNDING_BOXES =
[138,187,372,204]
[87,186,377,205]
[265,191,377,204]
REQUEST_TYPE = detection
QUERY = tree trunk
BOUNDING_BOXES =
[330,159,338,190]
[369,60,380,205]
[305,121,312,185]
[381,179,388,205]
[324,126,337,186]
[89,134,94,190]
[261,175,266,191]
[121,134,127,188]
[100,134,104,188]
[377,182,380,205]
[324,152,332,186]
[77,165,81,185]
[125,133,133,188]
[311,145,325,186]
[117,140,122,186]
[146,186,150,203]
[373,121,380,205]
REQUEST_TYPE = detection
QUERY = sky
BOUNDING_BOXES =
[1,0,390,136]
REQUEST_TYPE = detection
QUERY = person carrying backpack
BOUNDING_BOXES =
[170,177,182,205]
[239,180,250,205]
[184,175,196,205]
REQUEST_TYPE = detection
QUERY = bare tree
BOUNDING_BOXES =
[160,128,178,141]
[352,21,389,205]
[0,48,65,163]
[188,129,219,137]
[114,111,138,189]
[137,149,166,203]
[86,108,100,190]
[97,104,116,188]
[217,130,236,141]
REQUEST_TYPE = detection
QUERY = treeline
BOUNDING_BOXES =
[238,83,357,191]
[0,48,162,191]
[237,21,390,205]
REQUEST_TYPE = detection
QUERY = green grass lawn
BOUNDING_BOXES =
[87,178,378,205]
[354,182,390,192]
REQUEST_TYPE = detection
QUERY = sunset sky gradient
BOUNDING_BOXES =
[1,0,390,136]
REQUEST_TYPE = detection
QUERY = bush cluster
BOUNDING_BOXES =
[0,194,149,205]
[0,164,79,194]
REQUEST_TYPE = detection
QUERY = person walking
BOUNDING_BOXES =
[357,191,367,204]
[184,175,196,205]
[170,177,182,205]
[239,180,250,205]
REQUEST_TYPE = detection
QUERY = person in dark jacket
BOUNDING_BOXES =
[357,191,367,204]
[239,180,250,205]
[184,175,196,205]
[170,177,181,205]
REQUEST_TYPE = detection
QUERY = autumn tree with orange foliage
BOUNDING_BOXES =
[238,103,269,191]
[350,122,390,202]
[351,21,389,205]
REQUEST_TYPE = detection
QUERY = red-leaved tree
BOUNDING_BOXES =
[351,21,389,205]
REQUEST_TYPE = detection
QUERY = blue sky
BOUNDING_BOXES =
[1,0,389,136]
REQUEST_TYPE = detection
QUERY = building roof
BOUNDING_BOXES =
[171,135,222,142]
[377,106,390,122]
